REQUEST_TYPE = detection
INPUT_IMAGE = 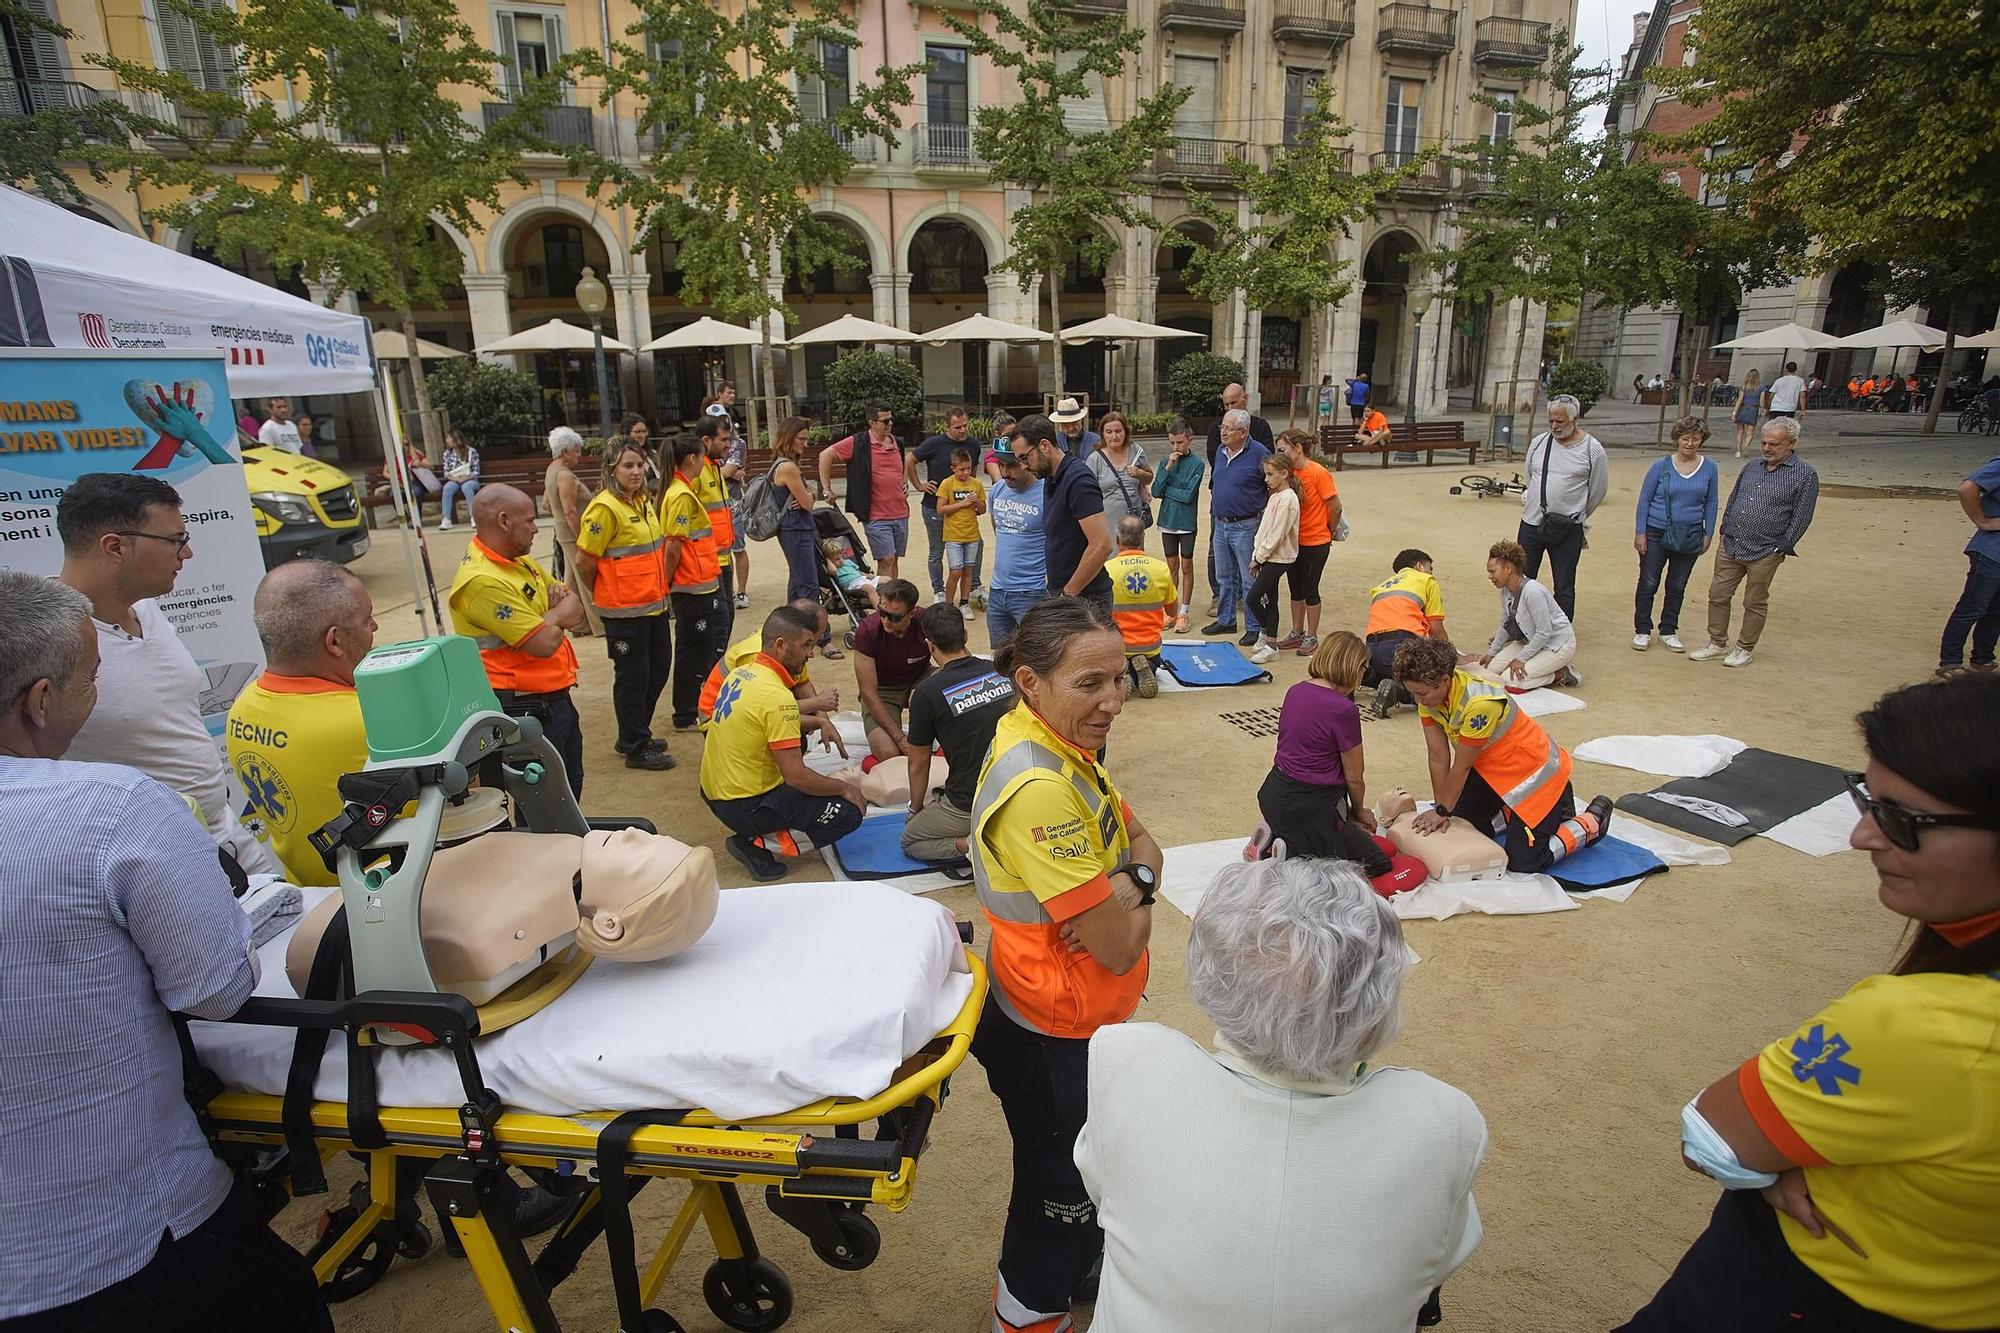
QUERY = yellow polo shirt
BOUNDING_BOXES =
[447,538,578,694]
[225,673,368,886]
[700,631,813,723]
[698,654,803,802]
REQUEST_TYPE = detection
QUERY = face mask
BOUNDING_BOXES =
[1680,1098,1778,1190]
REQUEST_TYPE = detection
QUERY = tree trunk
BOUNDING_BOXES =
[1677,317,1699,417]
[758,315,777,447]
[1500,284,1533,460]
[1047,265,1065,397]
[399,303,444,462]
[1923,296,1957,435]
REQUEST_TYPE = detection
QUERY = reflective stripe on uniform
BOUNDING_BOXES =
[597,598,668,618]
[605,537,664,558]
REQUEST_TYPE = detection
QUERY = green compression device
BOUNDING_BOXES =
[353,635,502,763]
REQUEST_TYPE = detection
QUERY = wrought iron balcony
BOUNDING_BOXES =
[913,121,983,170]
[483,102,595,149]
[1376,3,1457,56]
[1267,142,1353,173]
[1160,0,1246,34]
[1160,136,1246,181]
[803,117,878,164]
[1473,16,1551,66]
[0,76,115,120]
[1370,149,1452,194]
[1059,0,1128,13]
[1271,0,1356,45]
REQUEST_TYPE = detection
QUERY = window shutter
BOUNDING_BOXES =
[495,11,520,96]
[545,10,566,90]
[1057,51,1106,132]
[1172,56,1217,138]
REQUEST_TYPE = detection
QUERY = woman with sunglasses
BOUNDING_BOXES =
[1619,674,2000,1333]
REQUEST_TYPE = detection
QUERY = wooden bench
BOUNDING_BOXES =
[361,456,550,528]
[1321,420,1474,471]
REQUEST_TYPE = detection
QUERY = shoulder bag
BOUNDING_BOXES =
[1535,434,1588,544]
[1660,460,1707,555]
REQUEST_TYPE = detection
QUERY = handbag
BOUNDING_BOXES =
[1658,460,1706,554]
[1095,449,1152,529]
[1534,434,1586,543]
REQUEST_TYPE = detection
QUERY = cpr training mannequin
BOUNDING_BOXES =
[1379,788,1509,883]
[830,753,952,809]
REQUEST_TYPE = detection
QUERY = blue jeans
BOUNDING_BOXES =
[1940,550,2000,667]
[1633,529,1700,636]
[922,504,982,596]
[986,586,1042,647]
[1213,516,1260,633]
[777,507,820,603]
[440,478,480,524]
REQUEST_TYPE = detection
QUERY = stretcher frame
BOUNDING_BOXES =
[188,953,987,1333]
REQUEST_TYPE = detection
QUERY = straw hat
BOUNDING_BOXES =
[1049,395,1088,425]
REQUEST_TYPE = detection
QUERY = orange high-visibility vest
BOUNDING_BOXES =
[1106,550,1174,655]
[661,474,721,594]
[577,490,669,617]
[1421,671,1574,825]
[448,538,580,693]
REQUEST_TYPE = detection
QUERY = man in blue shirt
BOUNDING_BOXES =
[906,407,984,605]
[985,438,1049,644]
[1938,452,2000,676]
[1344,371,1372,425]
[1013,414,1112,607]
[0,572,329,1331]
[1204,409,1271,647]
[1689,417,1819,669]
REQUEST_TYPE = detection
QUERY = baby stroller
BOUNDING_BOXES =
[813,505,872,649]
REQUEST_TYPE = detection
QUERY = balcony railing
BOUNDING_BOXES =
[1160,0,1246,33]
[913,121,983,170]
[483,102,595,149]
[1267,142,1353,173]
[1060,0,1128,13]
[1474,16,1551,66]
[1376,3,1458,56]
[1160,136,1246,180]
[803,118,879,164]
[1371,148,1453,193]
[1,76,116,120]
[1272,0,1356,44]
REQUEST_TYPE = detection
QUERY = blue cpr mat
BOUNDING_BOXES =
[1544,833,1667,892]
[831,811,968,879]
[1159,642,1272,687]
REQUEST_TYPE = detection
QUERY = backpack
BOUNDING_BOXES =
[740,467,788,541]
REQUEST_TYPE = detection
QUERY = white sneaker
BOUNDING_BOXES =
[1661,634,1685,652]
[1631,633,1650,651]
[735,592,749,610]
[1687,642,1727,661]
[1249,641,1278,664]
[1560,665,1582,687]
[1723,646,1754,668]
[436,520,453,531]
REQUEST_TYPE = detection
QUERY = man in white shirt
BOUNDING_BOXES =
[57,472,284,877]
[1765,362,1808,420]
[256,395,304,453]
[1516,394,1609,622]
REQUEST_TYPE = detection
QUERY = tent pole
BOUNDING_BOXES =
[371,368,442,635]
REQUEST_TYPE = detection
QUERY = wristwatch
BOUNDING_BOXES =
[1125,863,1158,907]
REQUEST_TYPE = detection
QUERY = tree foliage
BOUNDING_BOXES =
[825,350,922,431]
[1166,353,1246,417]
[92,0,560,457]
[421,355,539,446]
[0,0,124,204]
[1545,359,1609,415]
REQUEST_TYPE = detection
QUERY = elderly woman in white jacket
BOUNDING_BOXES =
[1076,857,1487,1333]
[1471,536,1580,689]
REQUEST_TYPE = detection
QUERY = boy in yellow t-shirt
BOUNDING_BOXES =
[937,448,987,616]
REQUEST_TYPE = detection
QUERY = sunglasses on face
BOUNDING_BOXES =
[1844,772,2000,852]
[881,606,912,624]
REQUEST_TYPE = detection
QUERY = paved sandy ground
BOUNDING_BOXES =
[304,426,1994,1331]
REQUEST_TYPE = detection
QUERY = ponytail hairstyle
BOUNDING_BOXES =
[1261,448,1298,496]
[601,439,649,499]
[1857,675,2000,977]
[993,594,1118,683]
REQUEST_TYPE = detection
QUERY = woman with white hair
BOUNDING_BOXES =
[543,426,603,636]
[1078,857,1487,1332]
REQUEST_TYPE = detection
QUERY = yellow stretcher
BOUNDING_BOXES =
[185,955,986,1333]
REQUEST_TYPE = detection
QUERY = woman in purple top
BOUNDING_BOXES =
[1250,630,1391,874]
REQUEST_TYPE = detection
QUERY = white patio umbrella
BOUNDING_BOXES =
[1835,318,1948,351]
[1711,321,1842,352]
[1953,327,2000,350]
[919,313,1054,344]
[372,328,465,360]
[787,313,916,346]
[477,318,634,355]
[1059,315,1208,344]
[641,316,763,351]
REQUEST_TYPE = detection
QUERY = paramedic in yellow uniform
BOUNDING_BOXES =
[699,604,866,881]
[448,484,587,800]
[661,434,723,732]
[1622,675,2000,1333]
[576,439,675,770]
[968,596,1162,1333]
[698,597,840,728]
[1363,548,1449,712]
[227,560,377,885]
[1391,636,1611,875]
[1104,515,1175,700]
[697,412,738,646]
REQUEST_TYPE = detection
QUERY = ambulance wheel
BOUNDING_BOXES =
[703,1256,794,1331]
[810,1211,879,1271]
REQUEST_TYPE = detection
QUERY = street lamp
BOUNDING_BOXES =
[1404,280,1436,426]
[574,265,613,440]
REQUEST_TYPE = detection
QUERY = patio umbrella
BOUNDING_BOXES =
[641,317,763,351]
[787,313,915,346]
[477,318,633,354]
[1058,315,1207,344]
[1835,318,1948,376]
[1711,321,1842,352]
[919,314,1053,344]
[372,327,464,360]
[1953,328,2000,350]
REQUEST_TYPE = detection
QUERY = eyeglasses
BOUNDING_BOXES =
[881,607,912,624]
[1844,772,2000,852]
[117,530,192,553]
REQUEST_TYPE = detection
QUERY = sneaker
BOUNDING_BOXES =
[1120,673,1135,699]
[1558,666,1582,687]
[1937,664,1969,679]
[1584,795,1614,843]
[1723,646,1754,668]
[938,863,975,882]
[724,834,787,882]
[1250,641,1278,664]
[971,592,986,612]
[1971,662,1997,673]
[1275,632,1305,651]
[1172,614,1191,635]
[1205,601,1221,619]
[1632,633,1650,651]
[1135,662,1159,699]
[1201,620,1236,636]
[960,602,975,620]
[436,520,454,531]
[672,720,701,733]
[1242,820,1273,861]
[735,592,749,610]
[1370,681,1401,719]
[1687,642,1727,662]
[1295,634,1319,657]
[1660,634,1685,652]
[1238,630,1260,648]
[624,747,676,771]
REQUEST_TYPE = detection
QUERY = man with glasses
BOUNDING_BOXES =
[851,579,932,763]
[58,473,283,877]
[819,401,910,581]
[1010,414,1113,609]
[984,438,1047,646]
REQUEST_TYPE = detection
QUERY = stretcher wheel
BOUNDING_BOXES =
[702,1256,793,1331]
[810,1211,880,1271]
[305,1207,398,1303]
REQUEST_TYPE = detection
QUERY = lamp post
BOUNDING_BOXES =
[574,265,613,440]
[1399,281,1435,461]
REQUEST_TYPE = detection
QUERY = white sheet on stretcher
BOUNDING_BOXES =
[191,880,975,1123]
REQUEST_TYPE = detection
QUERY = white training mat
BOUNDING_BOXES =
[800,711,872,777]
[1160,837,1581,922]
[192,881,975,1122]
[1511,688,1588,718]
[1573,734,1748,779]
[1763,793,1857,857]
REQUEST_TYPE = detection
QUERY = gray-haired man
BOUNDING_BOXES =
[1516,394,1609,622]
[1690,416,1819,668]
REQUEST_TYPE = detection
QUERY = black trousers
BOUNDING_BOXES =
[1,1182,331,1332]
[1616,1190,1932,1333]
[1287,541,1331,606]
[670,590,721,728]
[705,782,865,852]
[1517,518,1586,622]
[1256,767,1391,874]
[603,612,670,752]
[1452,769,1575,874]
[1248,560,1291,640]
[970,996,1100,1325]
[1365,629,1419,687]
[498,688,584,800]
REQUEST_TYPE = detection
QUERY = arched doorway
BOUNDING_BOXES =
[1360,232,1421,406]
[1818,261,1884,385]
[909,219,992,404]
[784,218,875,413]
[1057,233,1112,405]
[502,214,621,435]
[643,223,718,426]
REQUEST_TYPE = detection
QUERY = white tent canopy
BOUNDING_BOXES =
[0,184,375,394]
[1712,322,1843,352]
[921,314,1053,344]
[372,328,463,361]
[1957,328,2000,350]
[787,314,915,346]
[1060,315,1207,344]
[479,318,633,354]
[643,317,762,351]
[1836,319,1947,350]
